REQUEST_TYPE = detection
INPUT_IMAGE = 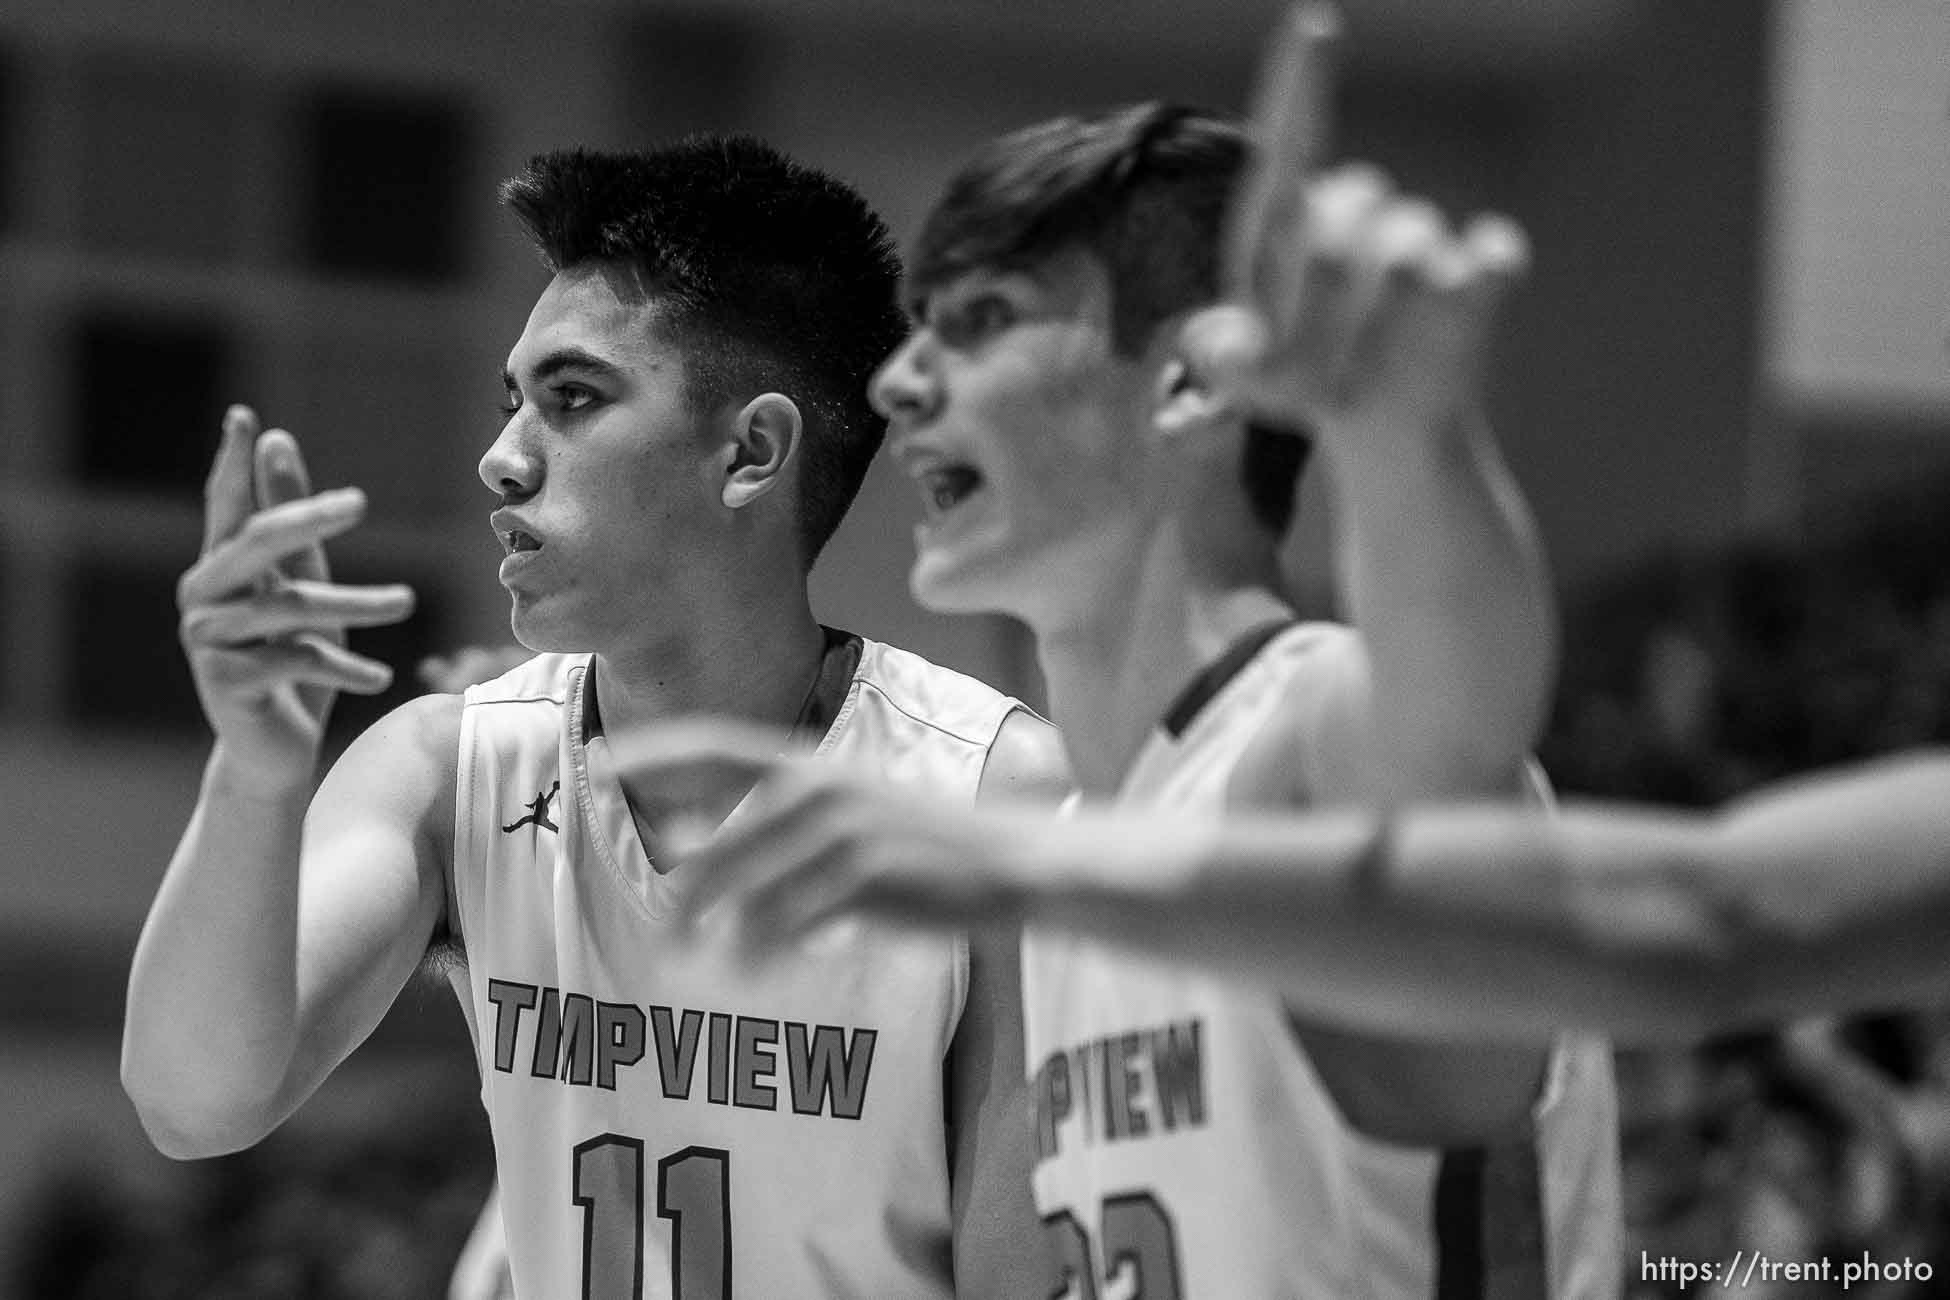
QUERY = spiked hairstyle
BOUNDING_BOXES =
[502,138,908,564]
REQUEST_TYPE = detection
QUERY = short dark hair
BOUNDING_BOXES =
[912,103,1310,536]
[501,138,908,564]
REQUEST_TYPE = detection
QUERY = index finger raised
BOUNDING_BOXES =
[1226,1,1342,295]
[201,405,261,555]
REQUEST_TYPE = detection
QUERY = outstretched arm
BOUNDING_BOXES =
[122,406,447,1158]
[617,736,1950,1047]
[1032,748,1950,1043]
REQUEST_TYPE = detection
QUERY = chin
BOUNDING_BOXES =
[506,599,582,656]
[908,552,1019,618]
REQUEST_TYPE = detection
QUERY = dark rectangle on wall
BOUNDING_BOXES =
[72,309,232,495]
[300,86,475,283]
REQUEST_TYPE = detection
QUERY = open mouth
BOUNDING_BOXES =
[919,464,984,516]
[504,529,542,555]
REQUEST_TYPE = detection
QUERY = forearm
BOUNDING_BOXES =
[1325,410,1555,793]
[1025,806,1735,1044]
[1029,762,1950,1042]
[123,746,312,1155]
[947,929,1049,1297]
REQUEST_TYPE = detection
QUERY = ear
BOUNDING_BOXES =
[1156,303,1266,449]
[1150,353,1233,455]
[720,392,803,511]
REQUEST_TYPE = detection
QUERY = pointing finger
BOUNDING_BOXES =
[1227,1,1342,299]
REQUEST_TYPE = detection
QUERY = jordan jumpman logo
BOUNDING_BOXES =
[501,780,561,834]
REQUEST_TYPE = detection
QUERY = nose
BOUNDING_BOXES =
[870,333,941,425]
[478,415,541,500]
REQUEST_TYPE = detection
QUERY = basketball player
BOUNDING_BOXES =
[122,138,1065,1298]
[616,7,1624,1295]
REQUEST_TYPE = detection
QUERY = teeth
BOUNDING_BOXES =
[505,530,540,553]
[921,466,982,512]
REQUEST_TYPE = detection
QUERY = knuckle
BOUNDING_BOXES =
[1390,195,1444,226]
[237,512,272,547]
[179,605,219,644]
[267,581,306,614]
[1335,161,1394,196]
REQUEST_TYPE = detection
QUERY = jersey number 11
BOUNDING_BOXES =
[572,1134,729,1300]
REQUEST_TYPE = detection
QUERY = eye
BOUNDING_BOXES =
[497,391,522,417]
[938,294,1018,348]
[553,383,597,412]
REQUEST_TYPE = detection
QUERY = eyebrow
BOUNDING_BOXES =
[912,265,1046,318]
[502,347,626,390]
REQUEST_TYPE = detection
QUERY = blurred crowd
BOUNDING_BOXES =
[12,475,1950,1297]
[1544,473,1950,1297]
[9,1059,492,1300]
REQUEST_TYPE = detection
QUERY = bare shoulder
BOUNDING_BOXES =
[325,691,464,781]
[1229,626,1376,807]
[977,708,1073,805]
[310,692,465,857]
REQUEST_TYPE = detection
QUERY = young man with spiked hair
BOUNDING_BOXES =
[124,137,1066,1298]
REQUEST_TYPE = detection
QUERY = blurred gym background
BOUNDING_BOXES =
[0,0,1945,1294]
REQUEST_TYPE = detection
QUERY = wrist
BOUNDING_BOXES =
[204,744,315,807]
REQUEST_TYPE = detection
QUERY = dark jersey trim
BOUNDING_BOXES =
[798,625,863,736]
[1435,1133,1551,1300]
[1434,1146,1487,1299]
[1159,619,1298,739]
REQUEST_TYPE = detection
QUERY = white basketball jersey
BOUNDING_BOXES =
[1022,621,1622,1299]
[452,638,1026,1300]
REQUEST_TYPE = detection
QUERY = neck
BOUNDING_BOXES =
[1028,519,1291,796]
[591,585,825,742]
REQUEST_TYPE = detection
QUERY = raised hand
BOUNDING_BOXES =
[176,405,416,785]
[1186,1,1530,439]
